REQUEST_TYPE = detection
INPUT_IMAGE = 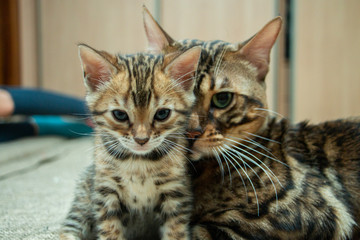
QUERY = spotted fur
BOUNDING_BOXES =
[143,7,360,239]
[60,44,201,240]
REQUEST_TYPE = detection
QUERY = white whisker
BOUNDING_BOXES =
[212,147,225,184]
[255,108,284,119]
[223,145,265,186]
[220,146,259,215]
[214,48,227,77]
[227,135,280,164]
[242,131,281,144]
[224,141,280,210]
[213,147,232,186]
[163,138,193,153]
[216,147,249,201]
[163,70,196,94]
[225,139,282,187]
[226,137,288,168]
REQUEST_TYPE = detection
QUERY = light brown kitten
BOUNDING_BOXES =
[60,44,201,240]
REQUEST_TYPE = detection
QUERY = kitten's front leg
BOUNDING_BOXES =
[93,186,127,240]
[158,191,193,240]
[96,217,125,240]
[59,233,81,240]
[161,214,191,240]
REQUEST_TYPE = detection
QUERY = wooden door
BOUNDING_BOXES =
[0,0,20,86]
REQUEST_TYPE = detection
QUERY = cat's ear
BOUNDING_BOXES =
[78,44,117,91]
[237,17,282,81]
[143,5,174,52]
[164,47,201,92]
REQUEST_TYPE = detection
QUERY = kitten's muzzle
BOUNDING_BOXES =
[134,137,150,146]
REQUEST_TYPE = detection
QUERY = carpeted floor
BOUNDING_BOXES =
[0,136,93,240]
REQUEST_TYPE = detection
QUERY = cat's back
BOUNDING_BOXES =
[285,117,360,225]
[191,117,360,239]
[286,117,360,167]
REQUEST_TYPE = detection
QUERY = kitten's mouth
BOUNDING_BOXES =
[132,146,152,154]
[127,138,165,156]
[129,143,159,155]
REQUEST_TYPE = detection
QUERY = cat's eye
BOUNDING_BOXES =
[211,92,233,109]
[154,109,171,121]
[112,110,129,122]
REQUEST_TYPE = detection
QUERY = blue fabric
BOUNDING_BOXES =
[32,116,93,138]
[0,122,35,142]
[0,116,93,142]
[3,87,88,116]
[0,87,93,142]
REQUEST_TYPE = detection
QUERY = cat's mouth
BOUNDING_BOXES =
[187,127,225,160]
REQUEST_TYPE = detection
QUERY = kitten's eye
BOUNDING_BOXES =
[211,92,233,109]
[112,110,129,122]
[154,109,171,121]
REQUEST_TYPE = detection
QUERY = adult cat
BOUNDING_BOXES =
[60,44,201,240]
[143,7,360,239]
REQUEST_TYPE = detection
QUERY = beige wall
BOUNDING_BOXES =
[19,1,360,123]
[19,0,156,96]
[18,0,278,108]
[40,0,155,97]
[292,0,360,122]
[160,0,278,110]
[18,0,38,87]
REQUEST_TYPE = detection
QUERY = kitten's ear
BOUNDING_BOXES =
[78,44,117,91]
[165,47,201,91]
[143,5,174,52]
[237,17,282,81]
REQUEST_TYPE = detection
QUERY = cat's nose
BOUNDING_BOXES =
[187,127,203,139]
[134,137,150,146]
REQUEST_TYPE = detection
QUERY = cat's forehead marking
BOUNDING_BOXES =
[118,53,162,108]
[131,90,152,108]
[184,40,234,94]
[215,76,232,90]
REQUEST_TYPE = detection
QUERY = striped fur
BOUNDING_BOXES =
[60,45,201,240]
[143,7,360,239]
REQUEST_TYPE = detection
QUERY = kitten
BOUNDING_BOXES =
[143,7,360,239]
[60,44,201,240]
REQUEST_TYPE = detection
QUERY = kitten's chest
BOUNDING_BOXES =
[121,173,158,208]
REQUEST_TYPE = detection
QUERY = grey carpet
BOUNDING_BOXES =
[0,137,93,240]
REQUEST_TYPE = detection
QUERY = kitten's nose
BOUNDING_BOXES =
[134,137,150,146]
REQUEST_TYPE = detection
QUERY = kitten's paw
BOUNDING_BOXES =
[59,232,80,240]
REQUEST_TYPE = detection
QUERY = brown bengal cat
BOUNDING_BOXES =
[143,6,360,240]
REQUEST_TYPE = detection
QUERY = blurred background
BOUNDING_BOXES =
[1,0,359,123]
